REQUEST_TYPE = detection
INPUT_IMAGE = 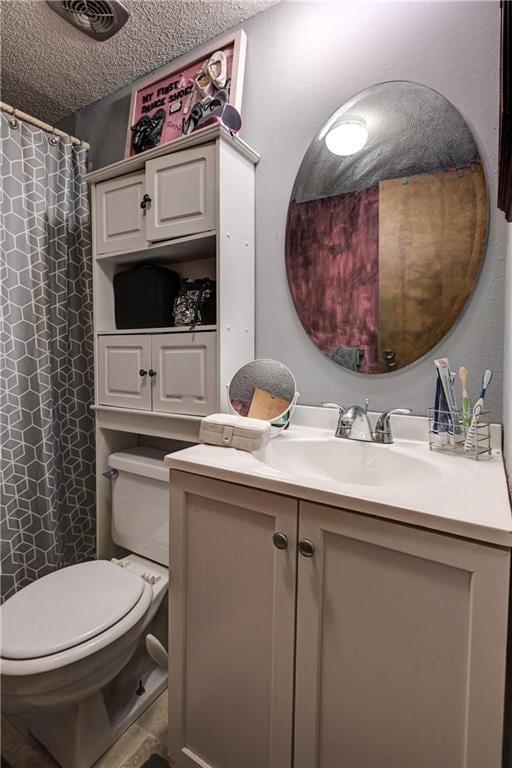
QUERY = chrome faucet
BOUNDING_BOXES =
[322,401,411,444]
[322,399,373,441]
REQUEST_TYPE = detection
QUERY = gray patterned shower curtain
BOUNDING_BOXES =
[0,112,95,602]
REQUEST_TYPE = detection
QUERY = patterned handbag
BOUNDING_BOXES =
[172,278,216,329]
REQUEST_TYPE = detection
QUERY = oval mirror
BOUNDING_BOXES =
[228,359,297,421]
[285,81,488,374]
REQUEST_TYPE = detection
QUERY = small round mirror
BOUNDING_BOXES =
[228,359,297,422]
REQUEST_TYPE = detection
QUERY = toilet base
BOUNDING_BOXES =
[30,662,168,768]
[31,692,114,768]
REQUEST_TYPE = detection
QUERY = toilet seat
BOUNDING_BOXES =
[2,560,147,660]
[0,561,153,676]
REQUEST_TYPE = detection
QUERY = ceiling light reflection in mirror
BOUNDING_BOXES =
[325,119,368,156]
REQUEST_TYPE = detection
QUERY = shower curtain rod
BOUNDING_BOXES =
[0,101,90,150]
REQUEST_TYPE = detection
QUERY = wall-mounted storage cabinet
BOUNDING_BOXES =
[95,144,217,255]
[87,126,259,559]
[87,125,258,427]
[98,332,217,416]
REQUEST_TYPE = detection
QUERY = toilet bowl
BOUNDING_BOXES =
[1,556,168,713]
[0,447,171,768]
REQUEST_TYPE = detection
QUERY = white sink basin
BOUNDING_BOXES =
[165,408,511,546]
[259,437,437,487]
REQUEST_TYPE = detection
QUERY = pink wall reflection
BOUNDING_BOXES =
[286,186,379,373]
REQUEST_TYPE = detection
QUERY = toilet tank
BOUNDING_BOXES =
[108,447,169,566]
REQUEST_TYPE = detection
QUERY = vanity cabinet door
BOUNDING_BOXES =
[169,472,297,768]
[151,332,217,416]
[97,335,151,410]
[145,145,216,242]
[294,501,509,768]
[95,172,147,254]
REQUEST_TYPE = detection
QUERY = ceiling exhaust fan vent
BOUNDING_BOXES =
[47,0,129,41]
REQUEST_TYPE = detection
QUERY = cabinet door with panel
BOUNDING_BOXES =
[169,472,297,768]
[98,335,151,410]
[294,501,509,768]
[95,172,147,254]
[146,144,216,242]
[151,332,217,416]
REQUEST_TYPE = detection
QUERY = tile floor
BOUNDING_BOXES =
[1,691,169,768]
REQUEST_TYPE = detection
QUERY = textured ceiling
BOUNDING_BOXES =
[293,81,480,202]
[0,0,277,124]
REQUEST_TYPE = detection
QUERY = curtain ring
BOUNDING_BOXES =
[49,126,58,145]
[9,108,18,130]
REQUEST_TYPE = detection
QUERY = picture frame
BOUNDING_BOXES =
[124,30,247,158]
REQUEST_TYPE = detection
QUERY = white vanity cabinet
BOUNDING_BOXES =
[169,472,297,768]
[294,501,508,768]
[98,332,217,417]
[169,472,509,768]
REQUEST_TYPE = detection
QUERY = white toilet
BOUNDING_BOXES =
[1,447,170,768]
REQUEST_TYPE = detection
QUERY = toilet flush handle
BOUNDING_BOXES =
[146,634,168,670]
[102,468,118,479]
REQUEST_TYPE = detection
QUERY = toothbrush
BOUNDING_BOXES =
[464,369,492,452]
[458,367,471,430]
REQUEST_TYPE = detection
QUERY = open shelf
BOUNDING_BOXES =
[93,405,203,443]
[96,325,217,335]
[95,231,216,265]
[94,249,217,333]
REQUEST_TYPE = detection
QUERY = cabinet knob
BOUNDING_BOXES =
[140,193,152,210]
[148,369,157,378]
[139,369,147,377]
[272,532,288,550]
[298,539,315,558]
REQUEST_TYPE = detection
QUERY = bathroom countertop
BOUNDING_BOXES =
[165,409,512,547]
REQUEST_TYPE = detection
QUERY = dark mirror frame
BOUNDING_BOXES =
[499,0,512,221]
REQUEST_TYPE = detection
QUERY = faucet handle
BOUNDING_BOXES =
[323,402,347,438]
[322,402,346,414]
[374,408,412,444]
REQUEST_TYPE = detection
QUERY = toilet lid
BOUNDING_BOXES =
[0,561,146,660]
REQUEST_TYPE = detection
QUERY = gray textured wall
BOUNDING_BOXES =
[62,1,507,419]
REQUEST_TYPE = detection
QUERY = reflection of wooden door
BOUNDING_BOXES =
[378,164,487,372]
